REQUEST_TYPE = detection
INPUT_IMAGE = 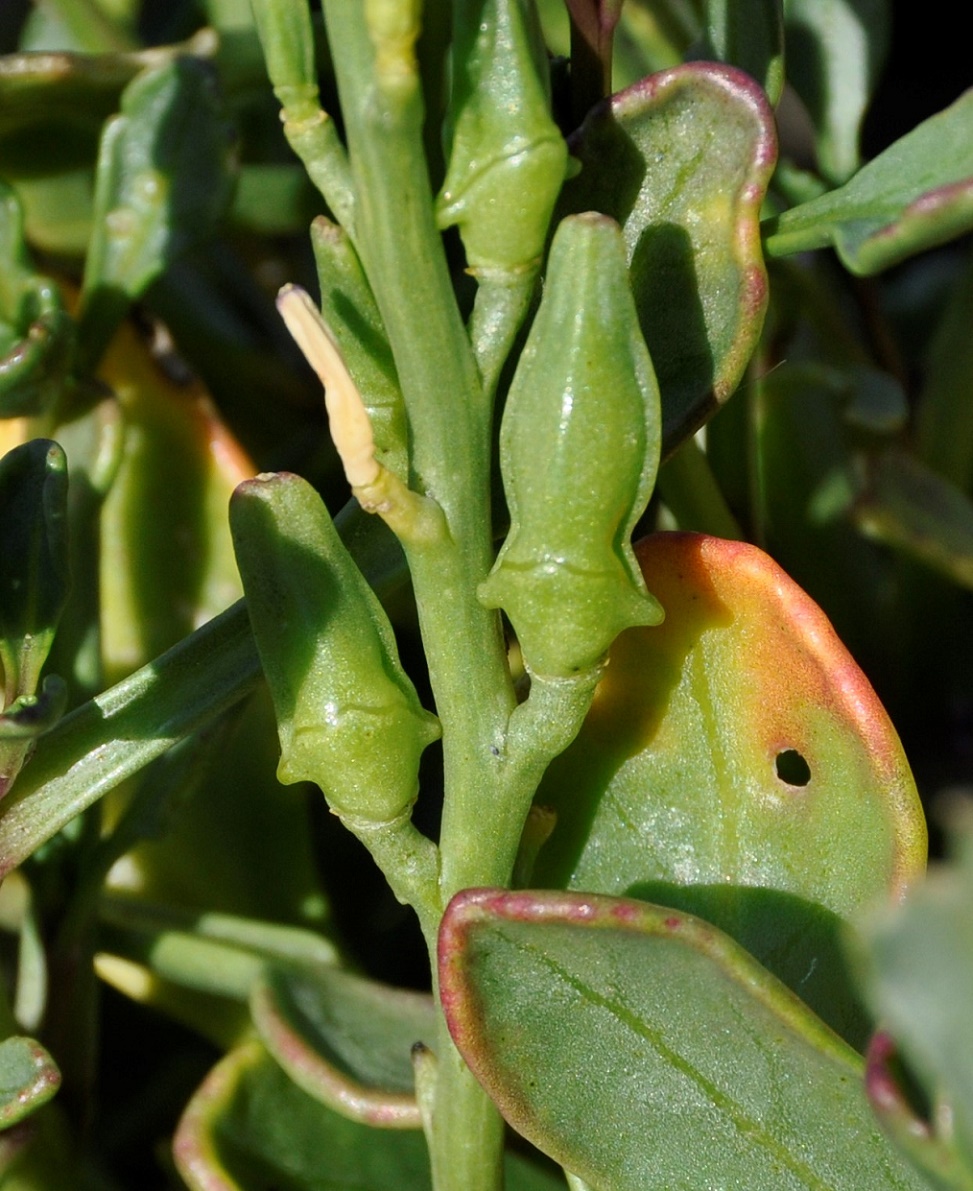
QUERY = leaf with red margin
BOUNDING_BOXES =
[764,89,973,274]
[561,64,776,455]
[250,963,435,1129]
[532,532,925,1046]
[439,888,929,1191]
[173,1040,562,1191]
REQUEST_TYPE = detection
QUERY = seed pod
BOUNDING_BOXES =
[436,0,567,274]
[230,472,440,824]
[478,213,663,677]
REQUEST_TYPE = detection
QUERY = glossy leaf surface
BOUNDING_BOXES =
[0,440,69,707]
[563,63,776,454]
[0,1037,60,1129]
[765,89,973,273]
[533,532,925,1042]
[251,963,435,1128]
[855,816,973,1180]
[79,56,236,370]
[440,888,928,1191]
[0,184,73,417]
[174,1040,563,1191]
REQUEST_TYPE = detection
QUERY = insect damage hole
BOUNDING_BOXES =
[775,748,811,787]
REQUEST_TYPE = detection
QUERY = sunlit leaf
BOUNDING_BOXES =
[440,888,928,1191]
[562,63,776,454]
[0,1037,60,1130]
[533,532,925,1045]
[764,89,973,274]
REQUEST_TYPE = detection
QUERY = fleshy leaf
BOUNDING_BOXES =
[562,63,776,454]
[764,89,973,274]
[174,1040,562,1191]
[782,0,890,183]
[0,1036,60,1130]
[0,184,74,417]
[533,532,925,1044]
[697,0,784,105]
[864,1032,973,1191]
[0,440,69,707]
[439,888,929,1191]
[251,963,436,1128]
[78,56,237,371]
[854,813,973,1181]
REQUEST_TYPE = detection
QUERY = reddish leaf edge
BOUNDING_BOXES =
[569,63,777,418]
[634,532,927,900]
[439,886,864,1146]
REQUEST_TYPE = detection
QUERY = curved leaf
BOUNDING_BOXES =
[440,888,928,1191]
[563,63,776,454]
[783,0,890,184]
[765,89,973,274]
[532,532,925,1043]
[174,1040,562,1191]
[78,56,237,371]
[251,964,435,1128]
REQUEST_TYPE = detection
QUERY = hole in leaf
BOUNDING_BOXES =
[775,748,811,786]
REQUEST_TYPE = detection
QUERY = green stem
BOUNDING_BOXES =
[318,10,527,1190]
[469,272,539,407]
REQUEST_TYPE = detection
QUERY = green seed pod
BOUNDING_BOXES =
[230,472,440,824]
[436,0,567,274]
[478,213,664,677]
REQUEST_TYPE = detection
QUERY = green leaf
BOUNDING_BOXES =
[173,1040,561,1191]
[0,440,69,707]
[562,63,776,454]
[855,813,973,1183]
[852,448,973,591]
[532,532,925,1045]
[440,888,929,1191]
[764,89,973,274]
[96,318,248,684]
[78,56,237,371]
[0,600,261,880]
[698,0,784,105]
[782,0,890,183]
[0,1037,60,1130]
[251,964,435,1128]
[864,1032,973,1191]
[0,185,74,418]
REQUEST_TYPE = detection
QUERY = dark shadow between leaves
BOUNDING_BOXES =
[626,879,871,1051]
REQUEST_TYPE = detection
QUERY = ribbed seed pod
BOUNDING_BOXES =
[230,472,440,824]
[436,0,567,274]
[479,213,664,677]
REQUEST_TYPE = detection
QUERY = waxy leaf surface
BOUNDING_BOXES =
[440,888,928,1191]
[174,1040,562,1191]
[765,89,973,274]
[563,64,776,454]
[533,533,924,1042]
[251,964,436,1128]
[79,56,237,370]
